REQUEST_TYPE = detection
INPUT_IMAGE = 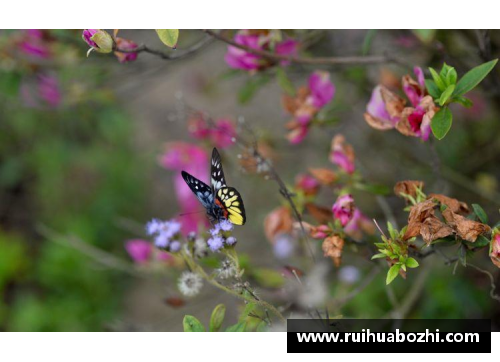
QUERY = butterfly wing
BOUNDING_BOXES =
[181,171,214,209]
[215,187,246,225]
[211,148,227,193]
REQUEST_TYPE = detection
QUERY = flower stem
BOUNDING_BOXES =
[181,250,286,323]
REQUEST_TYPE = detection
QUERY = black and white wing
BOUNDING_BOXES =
[181,171,214,209]
[211,148,227,193]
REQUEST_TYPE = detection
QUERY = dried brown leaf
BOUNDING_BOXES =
[322,235,345,267]
[403,199,437,240]
[442,209,490,242]
[308,168,337,185]
[264,206,293,243]
[394,180,425,199]
[428,193,469,215]
[305,203,333,224]
[420,216,454,244]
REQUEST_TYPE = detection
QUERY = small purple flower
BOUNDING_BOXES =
[273,234,294,259]
[169,241,182,252]
[225,236,237,245]
[208,236,224,252]
[146,219,163,235]
[332,194,355,227]
[125,239,152,264]
[209,225,221,236]
[218,219,234,232]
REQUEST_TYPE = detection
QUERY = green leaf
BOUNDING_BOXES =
[425,79,440,99]
[276,68,295,96]
[454,96,473,108]
[445,68,458,86]
[209,304,226,332]
[355,182,390,195]
[438,84,455,106]
[155,29,179,48]
[387,222,397,240]
[472,204,488,224]
[429,67,446,91]
[412,30,436,44]
[474,235,491,248]
[238,75,271,104]
[371,253,387,260]
[406,257,419,268]
[386,264,401,285]
[453,59,498,97]
[225,321,247,332]
[183,315,205,332]
[431,107,452,140]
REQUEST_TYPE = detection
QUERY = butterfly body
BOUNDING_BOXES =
[181,148,246,225]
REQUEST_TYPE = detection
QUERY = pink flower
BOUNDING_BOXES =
[310,225,332,239]
[225,30,298,71]
[125,239,152,264]
[364,66,436,142]
[489,232,500,268]
[364,85,401,129]
[159,142,210,234]
[295,173,320,196]
[187,114,236,149]
[20,74,62,109]
[38,74,61,107]
[212,119,236,149]
[283,71,335,144]
[114,37,138,63]
[19,29,51,59]
[403,67,426,107]
[344,209,375,239]
[82,29,99,48]
[330,135,355,174]
[332,194,355,227]
[308,71,335,108]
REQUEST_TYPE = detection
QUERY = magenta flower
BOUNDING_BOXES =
[330,135,355,174]
[187,115,237,149]
[225,30,298,71]
[125,239,152,264]
[364,85,401,130]
[283,71,335,144]
[19,29,50,59]
[38,74,61,107]
[332,194,355,227]
[308,71,335,108]
[114,37,138,63]
[212,119,236,149]
[82,29,99,48]
[403,67,426,107]
[295,173,320,196]
[490,232,500,268]
[159,142,210,234]
[344,209,374,239]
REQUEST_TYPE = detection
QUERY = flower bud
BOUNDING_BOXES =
[82,29,114,54]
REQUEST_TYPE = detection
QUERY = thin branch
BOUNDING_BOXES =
[115,35,213,60]
[203,29,409,68]
[468,263,500,303]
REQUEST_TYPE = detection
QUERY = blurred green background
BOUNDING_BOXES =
[0,30,499,331]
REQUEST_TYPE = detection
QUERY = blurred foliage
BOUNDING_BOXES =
[0,30,146,331]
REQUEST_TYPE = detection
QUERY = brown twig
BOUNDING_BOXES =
[203,29,410,68]
[115,35,213,60]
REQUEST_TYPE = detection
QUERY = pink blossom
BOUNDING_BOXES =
[295,173,320,196]
[365,85,399,128]
[82,29,99,48]
[344,209,374,239]
[159,142,210,234]
[188,115,212,139]
[225,30,298,71]
[38,74,61,107]
[332,194,355,227]
[19,30,50,59]
[330,135,355,174]
[212,119,236,149]
[310,225,331,239]
[403,67,426,107]
[125,239,152,264]
[308,71,335,108]
[114,37,138,63]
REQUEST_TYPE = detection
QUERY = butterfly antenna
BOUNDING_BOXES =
[178,210,205,217]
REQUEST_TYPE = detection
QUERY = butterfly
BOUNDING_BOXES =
[181,148,246,225]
